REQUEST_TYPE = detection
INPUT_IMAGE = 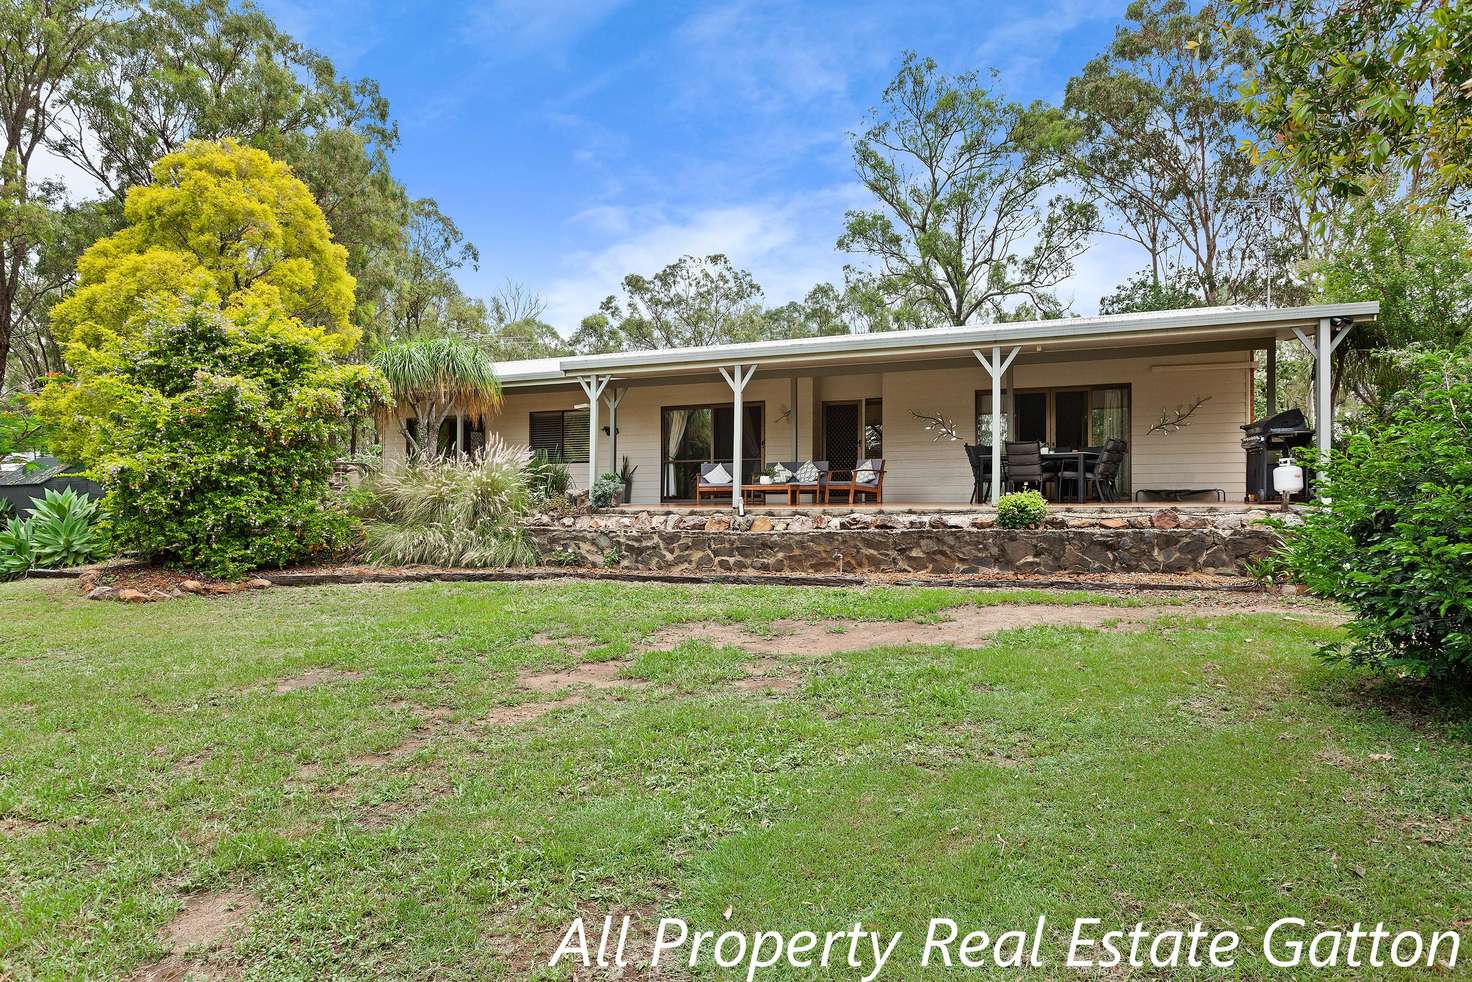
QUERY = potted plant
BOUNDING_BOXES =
[618,455,637,504]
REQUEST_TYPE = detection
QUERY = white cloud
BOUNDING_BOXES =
[465,0,629,52]
[28,145,105,202]
[973,0,1118,95]
[1060,235,1150,315]
[540,183,869,330]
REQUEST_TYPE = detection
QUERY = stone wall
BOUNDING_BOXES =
[523,507,1287,576]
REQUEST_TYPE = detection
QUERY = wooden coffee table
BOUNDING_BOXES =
[742,483,797,505]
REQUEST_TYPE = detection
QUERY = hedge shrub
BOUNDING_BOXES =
[1272,348,1472,683]
[91,304,385,577]
[995,489,1048,529]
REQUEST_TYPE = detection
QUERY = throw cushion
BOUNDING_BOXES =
[855,462,879,485]
[795,461,819,483]
[771,463,795,483]
[704,463,732,485]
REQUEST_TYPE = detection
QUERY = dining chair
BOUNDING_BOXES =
[1059,439,1128,502]
[1003,441,1053,499]
[965,443,993,503]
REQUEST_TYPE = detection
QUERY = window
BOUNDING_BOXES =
[977,384,1132,492]
[974,390,1010,447]
[529,409,590,463]
[863,399,883,459]
[661,403,764,500]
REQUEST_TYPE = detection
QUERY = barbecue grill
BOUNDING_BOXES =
[1241,408,1315,502]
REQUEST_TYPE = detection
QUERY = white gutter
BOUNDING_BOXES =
[501,302,1379,386]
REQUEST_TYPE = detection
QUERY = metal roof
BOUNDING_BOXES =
[493,301,1380,387]
[0,455,73,486]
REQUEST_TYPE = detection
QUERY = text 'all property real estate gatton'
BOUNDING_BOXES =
[549,913,1462,979]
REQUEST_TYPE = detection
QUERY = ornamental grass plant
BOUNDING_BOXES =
[357,439,538,568]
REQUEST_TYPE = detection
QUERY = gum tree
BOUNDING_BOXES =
[839,52,1094,325]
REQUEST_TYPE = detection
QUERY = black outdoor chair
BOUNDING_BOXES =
[964,443,995,503]
[1004,441,1054,498]
[1059,438,1128,503]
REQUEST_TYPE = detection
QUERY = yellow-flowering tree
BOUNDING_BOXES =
[40,139,362,465]
[36,140,387,576]
[49,138,358,363]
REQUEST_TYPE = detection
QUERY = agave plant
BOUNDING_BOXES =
[0,517,33,580]
[25,488,106,569]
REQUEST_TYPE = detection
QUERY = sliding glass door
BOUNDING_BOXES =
[977,384,1132,493]
[661,404,764,500]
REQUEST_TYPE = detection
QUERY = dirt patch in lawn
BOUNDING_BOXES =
[531,631,598,656]
[520,660,642,693]
[482,694,591,726]
[0,815,46,836]
[731,658,801,694]
[272,669,363,694]
[346,704,453,767]
[132,889,260,981]
[642,602,1337,658]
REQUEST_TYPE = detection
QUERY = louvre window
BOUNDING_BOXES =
[529,409,590,463]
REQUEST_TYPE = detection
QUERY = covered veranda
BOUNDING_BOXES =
[384,302,1380,512]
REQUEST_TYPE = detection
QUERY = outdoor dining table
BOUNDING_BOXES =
[1041,449,1100,504]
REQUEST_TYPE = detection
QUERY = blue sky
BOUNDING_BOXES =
[256,0,1143,332]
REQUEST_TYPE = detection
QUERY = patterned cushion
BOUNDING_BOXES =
[771,463,795,483]
[854,462,879,485]
[795,461,819,483]
[704,463,732,485]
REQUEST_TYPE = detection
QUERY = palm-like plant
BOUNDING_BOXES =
[371,335,503,457]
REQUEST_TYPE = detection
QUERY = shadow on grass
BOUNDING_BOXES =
[1303,658,1472,743]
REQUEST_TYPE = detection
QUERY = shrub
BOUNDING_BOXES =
[357,439,537,567]
[995,489,1048,529]
[40,303,386,579]
[27,488,107,568]
[590,472,624,509]
[526,450,571,503]
[1271,349,1472,684]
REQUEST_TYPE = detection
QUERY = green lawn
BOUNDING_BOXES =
[1,578,1470,979]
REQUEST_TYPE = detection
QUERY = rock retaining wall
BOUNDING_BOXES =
[523,507,1286,576]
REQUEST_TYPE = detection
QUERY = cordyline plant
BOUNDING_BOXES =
[372,335,502,456]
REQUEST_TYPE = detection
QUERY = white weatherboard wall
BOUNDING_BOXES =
[394,348,1254,504]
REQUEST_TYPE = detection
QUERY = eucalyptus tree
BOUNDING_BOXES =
[839,52,1094,326]
[0,0,117,387]
[571,254,765,353]
[46,0,406,334]
[372,335,502,457]
[1063,0,1297,305]
[377,198,481,342]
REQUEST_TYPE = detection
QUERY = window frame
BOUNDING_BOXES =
[659,401,765,502]
[528,408,591,464]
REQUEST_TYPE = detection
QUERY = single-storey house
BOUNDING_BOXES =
[380,302,1378,508]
